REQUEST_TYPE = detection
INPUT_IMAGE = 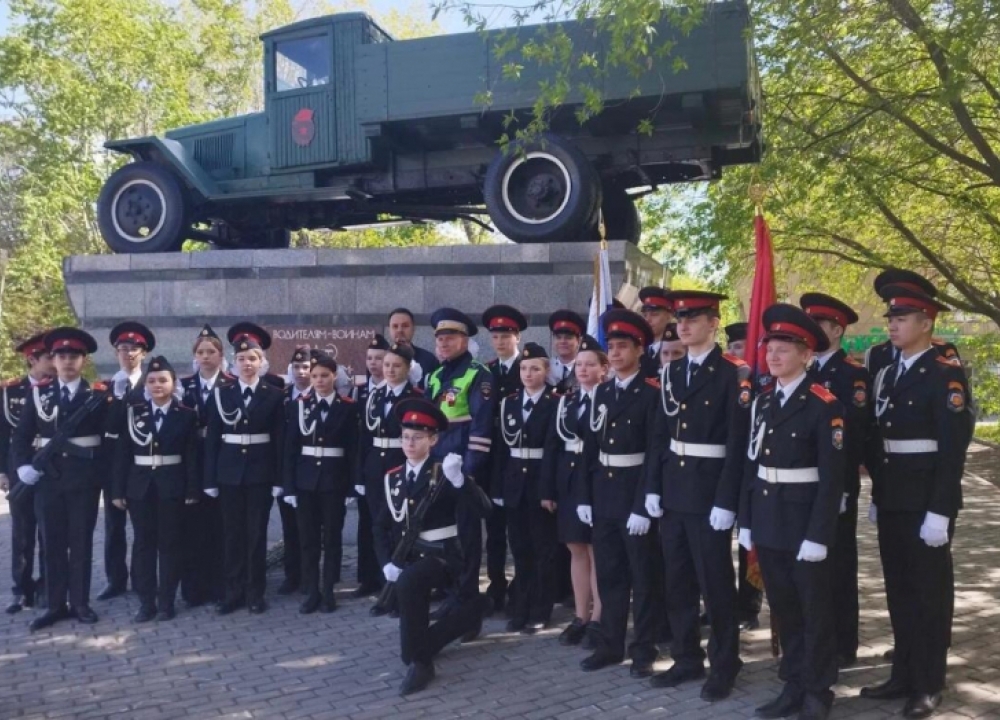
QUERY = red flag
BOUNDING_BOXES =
[745,211,777,379]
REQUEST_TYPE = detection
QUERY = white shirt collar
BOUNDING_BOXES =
[499,352,519,371]
[900,345,933,371]
[388,382,407,396]
[151,399,172,412]
[687,347,714,367]
[523,388,544,406]
[28,375,43,387]
[406,457,428,478]
[199,370,220,390]
[59,378,82,395]
[369,377,384,393]
[776,372,808,401]
[316,392,337,404]
[239,379,259,393]
[616,371,639,389]
[815,349,837,370]
[291,385,309,400]
[127,368,143,387]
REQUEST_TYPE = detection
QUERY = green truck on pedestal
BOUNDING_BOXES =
[97,0,761,253]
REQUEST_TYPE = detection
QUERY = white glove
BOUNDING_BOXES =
[354,484,366,497]
[709,507,736,531]
[283,496,297,508]
[796,540,828,562]
[204,488,219,498]
[492,498,504,507]
[383,563,403,583]
[442,453,464,488]
[738,527,752,551]
[919,512,950,547]
[644,493,663,518]
[840,493,848,515]
[868,502,877,525]
[626,513,651,536]
[577,505,593,526]
[271,486,283,498]
[16,465,41,486]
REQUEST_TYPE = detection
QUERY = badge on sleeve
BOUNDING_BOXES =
[831,417,844,450]
[738,379,752,409]
[947,381,965,413]
[480,381,492,399]
[852,380,868,408]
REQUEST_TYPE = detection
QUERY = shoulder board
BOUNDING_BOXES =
[296,394,310,402]
[36,377,54,387]
[412,387,424,395]
[760,382,775,395]
[931,338,946,346]
[340,394,355,403]
[222,372,237,380]
[92,381,108,392]
[645,377,661,389]
[506,391,519,399]
[936,355,962,368]
[721,353,748,367]
[388,464,404,475]
[487,359,498,367]
[810,383,837,403]
[844,356,864,368]
[3,376,20,387]
[176,404,195,412]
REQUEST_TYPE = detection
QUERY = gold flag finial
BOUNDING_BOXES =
[748,169,767,217]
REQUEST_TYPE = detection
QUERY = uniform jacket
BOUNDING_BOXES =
[11,378,114,492]
[0,376,33,478]
[180,372,237,427]
[203,380,285,489]
[640,345,661,378]
[357,381,422,491]
[552,389,592,509]
[808,349,869,497]
[652,346,751,514]
[867,351,970,517]
[491,387,560,507]
[739,382,846,552]
[426,352,495,478]
[283,391,358,495]
[581,368,661,521]
[112,397,200,501]
[864,338,960,378]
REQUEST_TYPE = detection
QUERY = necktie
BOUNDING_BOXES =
[202,384,211,400]
[243,387,253,405]
[60,386,71,408]
[384,392,396,416]
[154,408,165,430]
[897,362,907,381]
[318,399,330,412]
[524,398,535,413]
[775,389,785,406]
[615,383,625,401]
[578,393,591,418]
[407,470,416,485]
[562,366,569,380]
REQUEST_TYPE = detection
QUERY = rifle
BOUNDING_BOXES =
[28,389,108,482]
[373,462,447,613]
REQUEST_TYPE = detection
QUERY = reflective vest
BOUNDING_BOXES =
[426,363,483,422]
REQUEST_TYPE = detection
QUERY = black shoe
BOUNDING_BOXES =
[29,605,70,632]
[506,618,527,633]
[559,618,588,646]
[701,671,736,701]
[797,694,831,720]
[399,661,435,696]
[902,693,942,719]
[370,603,390,617]
[133,605,157,623]
[630,660,656,679]
[320,596,337,614]
[755,685,805,719]
[183,597,207,609]
[248,598,267,614]
[837,652,857,668]
[460,596,490,643]
[215,597,245,615]
[580,652,623,672]
[351,584,379,599]
[73,606,99,624]
[157,606,176,622]
[860,678,912,701]
[96,585,125,601]
[582,621,601,650]
[299,594,321,614]
[740,617,761,632]
[34,588,47,610]
[522,620,546,635]
[429,587,448,602]
[276,578,299,596]
[5,595,24,614]
[650,664,705,689]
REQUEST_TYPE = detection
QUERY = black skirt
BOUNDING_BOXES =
[554,451,591,544]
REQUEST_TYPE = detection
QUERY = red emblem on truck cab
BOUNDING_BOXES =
[292,108,316,147]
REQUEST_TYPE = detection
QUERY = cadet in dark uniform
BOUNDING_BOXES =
[2,332,53,614]
[13,328,112,631]
[493,342,560,632]
[179,324,233,606]
[800,292,870,668]
[204,323,286,615]
[658,324,685,365]
[482,304,527,612]
[375,398,482,696]
[424,309,495,609]
[577,310,663,678]
[646,291,749,701]
[99,321,155,600]
[738,305,845,720]
[547,310,586,394]
[111,356,200,622]
[283,353,357,614]
[387,308,440,386]
[639,286,674,376]
[859,284,970,720]
[357,341,423,611]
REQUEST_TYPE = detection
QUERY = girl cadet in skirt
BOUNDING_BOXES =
[492,342,561,634]
[553,334,606,648]
[203,322,286,616]
[112,356,200,623]
[282,353,358,614]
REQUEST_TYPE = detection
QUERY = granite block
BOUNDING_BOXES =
[190,250,255,269]
[129,253,192,271]
[288,277,357,314]
[451,244,503,264]
[354,276,423,314]
[86,283,141,318]
[317,248,386,267]
[253,248,317,268]
[223,278,289,315]
[494,275,570,312]
[71,253,131,272]
[500,244,550,264]
[423,275,495,315]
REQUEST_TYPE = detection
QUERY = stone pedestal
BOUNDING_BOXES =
[63,241,668,376]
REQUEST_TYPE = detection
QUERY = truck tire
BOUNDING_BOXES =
[596,190,641,244]
[484,133,601,244]
[97,162,190,253]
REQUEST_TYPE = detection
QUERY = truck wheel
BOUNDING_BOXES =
[597,190,641,244]
[97,162,190,253]
[484,133,600,244]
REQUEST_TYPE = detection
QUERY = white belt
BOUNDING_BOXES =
[883,439,938,454]
[599,452,645,468]
[134,455,182,467]
[301,446,345,458]
[419,525,458,541]
[510,447,545,460]
[222,433,271,445]
[670,439,726,459]
[36,435,102,449]
[372,438,403,449]
[758,466,820,484]
[563,439,583,454]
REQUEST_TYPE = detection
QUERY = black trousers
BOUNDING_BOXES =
[878,511,953,695]
[9,484,44,597]
[356,493,381,589]
[831,496,859,659]
[180,495,224,604]
[128,485,184,609]
[277,495,301,585]
[506,501,558,625]
[484,501,508,600]
[757,545,837,704]
[661,510,740,679]
[455,485,487,602]
[397,555,480,665]
[592,516,661,663]
[296,490,346,596]
[219,484,272,603]
[35,485,100,610]
[102,485,131,590]
[737,545,763,622]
